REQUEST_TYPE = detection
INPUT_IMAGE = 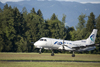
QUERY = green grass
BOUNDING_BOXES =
[0,53,100,61]
[0,62,100,67]
[0,53,100,67]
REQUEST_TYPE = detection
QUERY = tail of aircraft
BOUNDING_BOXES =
[86,29,97,45]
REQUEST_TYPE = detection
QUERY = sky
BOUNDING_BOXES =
[0,0,100,4]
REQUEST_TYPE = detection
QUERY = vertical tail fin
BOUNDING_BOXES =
[86,29,97,45]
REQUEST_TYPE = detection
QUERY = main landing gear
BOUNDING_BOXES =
[72,51,75,57]
[51,50,54,56]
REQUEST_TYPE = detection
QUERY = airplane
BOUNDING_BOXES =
[34,29,98,57]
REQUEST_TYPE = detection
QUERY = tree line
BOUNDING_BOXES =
[0,4,100,54]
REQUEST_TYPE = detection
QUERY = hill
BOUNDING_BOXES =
[0,0,100,27]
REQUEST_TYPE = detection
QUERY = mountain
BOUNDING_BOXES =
[0,0,100,27]
[0,2,4,9]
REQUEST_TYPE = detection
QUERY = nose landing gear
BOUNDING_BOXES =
[39,48,42,54]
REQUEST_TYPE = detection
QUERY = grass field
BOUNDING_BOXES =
[0,53,100,61]
[0,62,100,67]
[0,53,100,67]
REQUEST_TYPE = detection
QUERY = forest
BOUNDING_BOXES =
[0,4,100,54]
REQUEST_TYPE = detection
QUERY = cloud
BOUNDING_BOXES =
[56,0,100,4]
[0,0,24,3]
[0,0,100,3]
[37,0,53,1]
[81,2,100,4]
[37,0,45,1]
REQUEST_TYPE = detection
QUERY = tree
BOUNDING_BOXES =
[46,18,67,39]
[0,5,17,52]
[0,6,4,52]
[0,8,2,13]
[76,14,86,30]
[96,15,100,43]
[22,7,28,21]
[37,9,43,18]
[85,12,96,39]
[16,35,28,52]
[31,8,36,14]
[66,27,75,40]
[95,15,100,54]
[62,14,66,24]
[60,14,67,39]
[3,4,9,10]
[86,12,95,32]
[25,13,38,42]
[50,13,58,20]
[0,35,4,52]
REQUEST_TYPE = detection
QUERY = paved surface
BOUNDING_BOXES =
[1,60,100,63]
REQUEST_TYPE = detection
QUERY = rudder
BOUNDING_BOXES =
[86,29,97,45]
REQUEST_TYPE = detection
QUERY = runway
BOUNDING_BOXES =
[1,60,100,63]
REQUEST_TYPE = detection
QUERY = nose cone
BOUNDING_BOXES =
[34,41,47,48]
[34,41,39,48]
[34,41,43,48]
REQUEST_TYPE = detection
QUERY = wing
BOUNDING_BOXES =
[72,43,99,50]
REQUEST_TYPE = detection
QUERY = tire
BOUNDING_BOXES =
[39,51,41,54]
[72,54,75,57]
[51,53,54,56]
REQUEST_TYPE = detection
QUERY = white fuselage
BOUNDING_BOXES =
[34,37,96,52]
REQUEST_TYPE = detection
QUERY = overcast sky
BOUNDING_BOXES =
[0,0,100,3]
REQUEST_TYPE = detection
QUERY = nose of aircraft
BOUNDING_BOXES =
[34,42,38,48]
[34,41,47,48]
[34,41,42,48]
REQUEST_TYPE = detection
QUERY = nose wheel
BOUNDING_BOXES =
[39,48,42,54]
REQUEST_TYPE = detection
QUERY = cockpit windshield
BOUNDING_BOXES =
[39,39,47,41]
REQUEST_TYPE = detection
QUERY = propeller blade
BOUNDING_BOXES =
[62,39,65,50]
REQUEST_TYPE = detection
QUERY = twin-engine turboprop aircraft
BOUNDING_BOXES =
[34,29,98,57]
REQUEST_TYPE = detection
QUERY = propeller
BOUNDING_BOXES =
[62,39,65,51]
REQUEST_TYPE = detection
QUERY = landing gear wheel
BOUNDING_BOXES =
[39,48,42,54]
[51,53,54,56]
[72,54,75,57]
[51,50,54,56]
[72,51,75,57]
[39,51,41,54]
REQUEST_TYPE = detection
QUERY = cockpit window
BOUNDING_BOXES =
[40,39,47,41]
[44,39,47,41]
[40,39,43,41]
